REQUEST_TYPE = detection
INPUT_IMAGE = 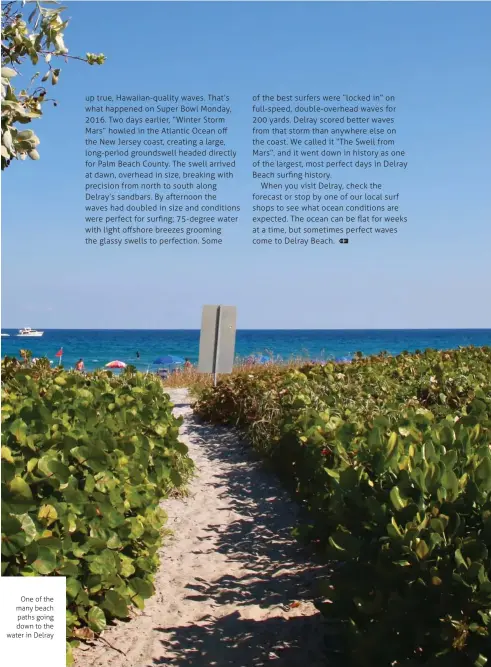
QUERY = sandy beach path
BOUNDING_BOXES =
[74,388,327,667]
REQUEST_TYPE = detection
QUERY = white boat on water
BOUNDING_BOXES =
[1,333,9,337]
[17,327,44,337]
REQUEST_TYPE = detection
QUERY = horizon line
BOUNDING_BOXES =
[2,327,491,332]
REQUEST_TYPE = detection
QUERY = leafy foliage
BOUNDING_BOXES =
[1,358,193,662]
[195,347,491,666]
[1,1,104,169]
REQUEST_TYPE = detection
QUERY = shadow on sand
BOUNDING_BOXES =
[152,413,333,666]
[153,611,334,666]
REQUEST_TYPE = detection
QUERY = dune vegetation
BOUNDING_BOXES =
[1,357,193,664]
[194,347,491,666]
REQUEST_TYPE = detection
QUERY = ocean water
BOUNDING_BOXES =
[1,329,490,373]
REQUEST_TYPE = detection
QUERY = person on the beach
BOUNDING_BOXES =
[184,358,192,369]
[75,358,84,372]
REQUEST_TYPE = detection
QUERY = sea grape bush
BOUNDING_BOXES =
[194,347,491,666]
[1,358,193,664]
[289,395,491,667]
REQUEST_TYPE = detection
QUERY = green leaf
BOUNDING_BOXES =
[387,517,403,539]
[119,555,136,578]
[9,419,28,443]
[27,457,38,473]
[87,606,106,633]
[339,467,359,490]
[9,476,33,504]
[1,446,14,463]
[385,431,398,458]
[88,550,117,576]
[368,427,382,448]
[455,548,468,569]
[19,514,37,545]
[66,577,81,600]
[475,457,491,487]
[66,642,74,667]
[441,469,459,500]
[170,468,183,487]
[58,560,80,577]
[415,540,429,560]
[102,590,129,619]
[129,577,154,600]
[430,518,446,535]
[1,460,16,483]
[32,547,57,574]
[328,531,360,558]
[47,459,71,483]
[38,504,58,526]
[390,486,407,511]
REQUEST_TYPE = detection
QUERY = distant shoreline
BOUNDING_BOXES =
[2,327,491,332]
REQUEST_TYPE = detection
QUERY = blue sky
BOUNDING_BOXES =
[2,1,490,329]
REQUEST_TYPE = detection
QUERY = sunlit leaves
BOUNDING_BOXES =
[1,1,105,169]
[2,359,194,653]
[195,346,491,664]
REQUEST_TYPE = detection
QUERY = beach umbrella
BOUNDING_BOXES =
[55,347,63,366]
[256,355,271,364]
[105,360,127,369]
[152,355,184,365]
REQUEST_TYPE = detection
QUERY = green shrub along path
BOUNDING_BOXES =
[2,357,329,667]
[1,360,194,665]
[3,348,490,666]
[194,347,491,667]
[71,388,328,667]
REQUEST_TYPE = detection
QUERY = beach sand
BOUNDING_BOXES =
[74,388,328,667]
